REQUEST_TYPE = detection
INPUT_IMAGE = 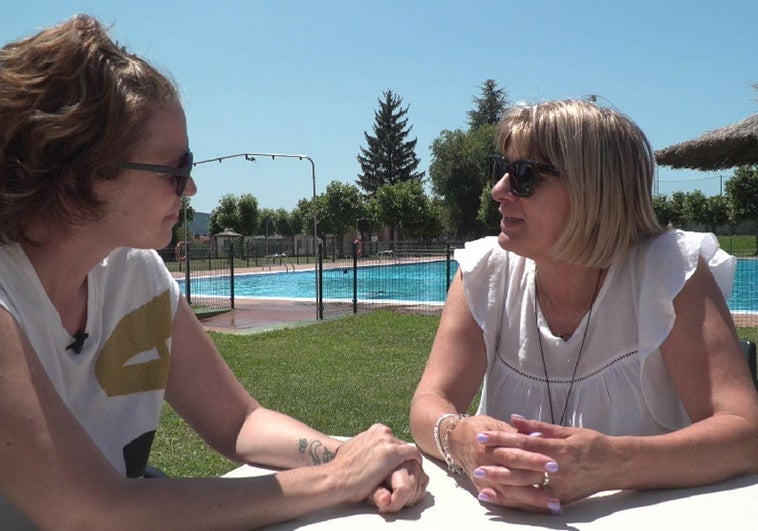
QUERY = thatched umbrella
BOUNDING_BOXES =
[655,114,758,170]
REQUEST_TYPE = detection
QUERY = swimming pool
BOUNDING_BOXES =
[178,258,757,310]
[178,260,458,304]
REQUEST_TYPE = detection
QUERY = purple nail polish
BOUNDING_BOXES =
[511,413,525,420]
[473,468,486,479]
[529,431,543,437]
[545,461,559,473]
[478,492,490,502]
[548,500,562,514]
[476,432,489,443]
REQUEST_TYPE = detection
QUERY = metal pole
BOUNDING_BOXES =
[446,243,452,290]
[229,241,235,310]
[194,152,319,319]
[183,200,191,305]
[265,217,270,257]
[352,240,358,314]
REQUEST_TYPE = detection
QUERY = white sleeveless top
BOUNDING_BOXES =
[455,230,736,435]
[0,244,180,475]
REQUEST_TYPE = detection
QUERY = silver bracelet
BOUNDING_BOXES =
[433,413,468,474]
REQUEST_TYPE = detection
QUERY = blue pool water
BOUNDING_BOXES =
[178,261,458,303]
[730,258,757,312]
[178,258,757,310]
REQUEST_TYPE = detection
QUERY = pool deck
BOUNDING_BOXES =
[199,298,320,334]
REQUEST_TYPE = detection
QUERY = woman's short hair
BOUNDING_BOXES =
[0,14,179,243]
[496,99,664,267]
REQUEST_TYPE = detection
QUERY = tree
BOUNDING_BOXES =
[291,196,324,238]
[428,81,509,238]
[356,90,423,196]
[429,124,496,237]
[208,194,239,235]
[476,183,500,234]
[467,79,509,129]
[172,196,196,244]
[684,190,731,233]
[683,190,709,227]
[652,194,673,227]
[704,194,732,233]
[237,193,259,236]
[373,180,440,240]
[668,191,688,228]
[320,181,367,255]
[273,208,295,237]
[258,207,278,236]
[208,193,258,235]
[725,164,758,251]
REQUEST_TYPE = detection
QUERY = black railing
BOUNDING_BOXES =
[160,242,758,328]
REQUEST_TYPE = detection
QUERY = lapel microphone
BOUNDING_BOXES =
[66,330,89,354]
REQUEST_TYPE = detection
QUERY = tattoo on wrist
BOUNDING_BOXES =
[298,438,337,465]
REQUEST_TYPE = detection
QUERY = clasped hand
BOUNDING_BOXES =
[449,414,609,514]
[335,424,429,513]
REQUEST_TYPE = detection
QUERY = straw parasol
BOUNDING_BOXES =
[655,114,758,170]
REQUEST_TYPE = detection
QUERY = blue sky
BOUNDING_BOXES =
[4,0,757,214]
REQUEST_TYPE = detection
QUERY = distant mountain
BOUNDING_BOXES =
[190,212,210,236]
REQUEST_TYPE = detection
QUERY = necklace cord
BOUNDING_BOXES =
[535,269,603,426]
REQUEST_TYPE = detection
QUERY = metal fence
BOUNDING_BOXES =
[731,253,758,328]
[159,240,463,317]
[160,242,758,327]
[316,242,462,320]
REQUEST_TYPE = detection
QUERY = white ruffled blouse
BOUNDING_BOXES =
[454,230,736,436]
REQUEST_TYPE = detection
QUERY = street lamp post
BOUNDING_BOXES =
[194,152,320,319]
[265,216,274,256]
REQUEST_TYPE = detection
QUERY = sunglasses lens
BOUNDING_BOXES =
[509,162,536,197]
[490,158,507,187]
[175,151,193,196]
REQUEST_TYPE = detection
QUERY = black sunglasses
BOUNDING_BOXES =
[488,154,560,197]
[119,150,194,196]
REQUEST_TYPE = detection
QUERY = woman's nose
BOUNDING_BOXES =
[491,173,516,201]
[183,176,198,197]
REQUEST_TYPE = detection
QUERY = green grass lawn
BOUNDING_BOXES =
[718,235,757,255]
[151,311,758,478]
[150,311,440,477]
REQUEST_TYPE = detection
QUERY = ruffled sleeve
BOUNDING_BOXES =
[637,230,736,429]
[637,230,736,356]
[453,237,507,329]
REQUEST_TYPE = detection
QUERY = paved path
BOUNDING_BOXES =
[199,299,320,334]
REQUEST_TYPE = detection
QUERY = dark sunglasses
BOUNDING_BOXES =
[119,150,194,196]
[488,154,560,197]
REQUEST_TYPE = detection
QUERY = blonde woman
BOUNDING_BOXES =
[411,100,758,514]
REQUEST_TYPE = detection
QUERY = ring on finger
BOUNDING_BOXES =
[540,472,550,489]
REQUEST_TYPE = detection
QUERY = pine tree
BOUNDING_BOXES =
[467,79,509,129]
[356,90,423,196]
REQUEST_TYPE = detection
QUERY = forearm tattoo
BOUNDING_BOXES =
[298,438,337,465]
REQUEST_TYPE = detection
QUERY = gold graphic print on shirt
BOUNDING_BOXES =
[95,290,172,396]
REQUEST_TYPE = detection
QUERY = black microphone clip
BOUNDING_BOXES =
[66,330,89,354]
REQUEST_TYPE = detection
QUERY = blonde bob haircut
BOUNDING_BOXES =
[496,99,664,268]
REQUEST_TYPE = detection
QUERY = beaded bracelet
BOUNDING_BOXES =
[433,413,469,474]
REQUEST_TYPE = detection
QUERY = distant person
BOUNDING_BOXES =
[174,240,186,262]
[0,15,426,529]
[410,99,758,515]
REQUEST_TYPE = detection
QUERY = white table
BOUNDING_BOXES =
[223,453,758,530]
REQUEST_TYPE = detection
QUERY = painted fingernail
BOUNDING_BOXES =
[478,492,490,502]
[472,467,486,479]
[476,432,489,443]
[529,431,543,437]
[511,413,525,419]
[545,461,559,473]
[548,500,562,514]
